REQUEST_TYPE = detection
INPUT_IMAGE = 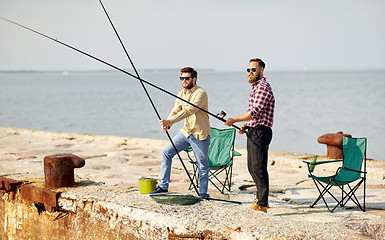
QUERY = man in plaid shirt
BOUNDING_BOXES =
[225,58,275,213]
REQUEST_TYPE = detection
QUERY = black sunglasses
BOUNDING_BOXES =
[247,68,257,73]
[180,76,193,81]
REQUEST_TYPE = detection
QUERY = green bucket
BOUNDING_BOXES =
[138,177,157,194]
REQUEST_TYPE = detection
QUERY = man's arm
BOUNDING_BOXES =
[225,112,252,125]
[159,88,208,132]
[224,112,252,134]
[167,89,207,125]
[159,92,182,132]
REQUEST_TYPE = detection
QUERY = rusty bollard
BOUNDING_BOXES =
[317,131,352,159]
[44,153,85,189]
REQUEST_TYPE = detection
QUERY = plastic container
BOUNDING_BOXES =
[138,177,157,194]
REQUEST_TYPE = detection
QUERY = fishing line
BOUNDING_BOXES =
[0,16,246,203]
[0,16,239,130]
[97,0,200,196]
[98,0,242,204]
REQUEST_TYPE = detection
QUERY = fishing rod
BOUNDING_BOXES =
[203,196,241,204]
[0,15,249,204]
[1,16,263,151]
[0,16,240,131]
[98,1,242,204]
[97,0,200,196]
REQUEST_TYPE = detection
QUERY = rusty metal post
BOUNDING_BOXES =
[317,131,352,159]
[21,184,61,212]
[44,154,85,189]
[0,177,22,192]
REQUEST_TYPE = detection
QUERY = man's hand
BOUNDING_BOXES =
[225,118,247,134]
[238,124,247,135]
[158,119,170,132]
[224,118,235,127]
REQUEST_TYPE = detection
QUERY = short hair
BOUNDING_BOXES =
[180,67,197,78]
[249,58,266,69]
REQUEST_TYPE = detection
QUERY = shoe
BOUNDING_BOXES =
[248,202,267,213]
[149,187,168,195]
[248,201,258,210]
[256,205,267,213]
[248,199,268,213]
[200,193,210,199]
[248,198,269,209]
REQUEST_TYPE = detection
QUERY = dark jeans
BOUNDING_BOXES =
[246,125,273,207]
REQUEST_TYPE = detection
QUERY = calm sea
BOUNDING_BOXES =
[1,69,384,161]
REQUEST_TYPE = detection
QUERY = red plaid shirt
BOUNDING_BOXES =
[246,77,275,128]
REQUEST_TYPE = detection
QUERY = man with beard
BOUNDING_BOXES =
[224,58,275,213]
[150,67,211,198]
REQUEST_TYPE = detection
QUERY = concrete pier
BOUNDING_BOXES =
[1,127,385,239]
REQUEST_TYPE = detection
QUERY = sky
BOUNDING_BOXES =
[0,0,384,72]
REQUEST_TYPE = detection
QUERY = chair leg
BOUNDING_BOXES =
[227,165,233,192]
[189,163,199,191]
[363,176,366,212]
[340,180,365,211]
[341,185,344,206]
[311,179,343,212]
[331,183,361,212]
[208,169,225,194]
[312,178,366,212]
[310,178,331,211]
[219,168,229,193]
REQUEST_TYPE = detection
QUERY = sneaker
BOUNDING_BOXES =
[248,202,267,213]
[248,198,269,209]
[255,205,267,213]
[200,193,210,199]
[149,187,168,195]
[248,201,258,210]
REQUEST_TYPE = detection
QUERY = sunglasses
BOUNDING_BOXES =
[247,68,258,73]
[180,76,193,81]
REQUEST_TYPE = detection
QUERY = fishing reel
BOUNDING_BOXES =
[216,110,227,120]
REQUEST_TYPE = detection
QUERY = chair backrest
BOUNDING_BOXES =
[335,137,367,182]
[208,128,236,167]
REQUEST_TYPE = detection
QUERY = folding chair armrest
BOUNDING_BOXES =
[184,146,193,152]
[303,159,342,166]
[232,149,242,157]
[302,160,311,165]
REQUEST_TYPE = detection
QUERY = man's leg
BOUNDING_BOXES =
[189,135,210,197]
[159,132,190,190]
[247,137,260,189]
[247,126,272,207]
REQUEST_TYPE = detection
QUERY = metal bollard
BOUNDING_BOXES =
[44,153,85,189]
[317,131,352,159]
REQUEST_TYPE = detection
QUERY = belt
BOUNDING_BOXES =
[246,125,271,130]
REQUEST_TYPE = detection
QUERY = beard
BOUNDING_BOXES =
[248,72,261,83]
[183,81,195,90]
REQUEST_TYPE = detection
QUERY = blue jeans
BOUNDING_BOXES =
[159,132,210,196]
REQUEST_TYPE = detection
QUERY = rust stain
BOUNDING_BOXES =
[20,184,61,212]
[168,233,204,240]
[0,176,22,192]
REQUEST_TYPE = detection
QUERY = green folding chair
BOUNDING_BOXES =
[304,137,367,212]
[185,127,242,194]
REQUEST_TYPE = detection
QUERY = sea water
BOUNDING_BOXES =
[0,69,384,161]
